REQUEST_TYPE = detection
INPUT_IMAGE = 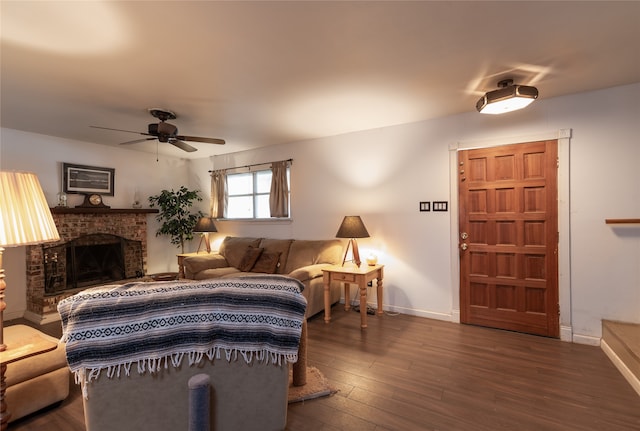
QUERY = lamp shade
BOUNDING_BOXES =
[336,216,369,239]
[193,216,218,233]
[476,79,538,115]
[0,171,59,247]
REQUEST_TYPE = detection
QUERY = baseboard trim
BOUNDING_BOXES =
[4,310,24,321]
[572,333,601,346]
[339,298,454,322]
[601,339,640,397]
[23,310,61,325]
[340,303,596,347]
[382,305,453,322]
[560,325,573,342]
[451,309,460,323]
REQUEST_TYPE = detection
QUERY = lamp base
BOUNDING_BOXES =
[1,247,8,430]
[196,233,211,254]
[342,239,362,267]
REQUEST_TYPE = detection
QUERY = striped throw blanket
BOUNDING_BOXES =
[58,275,307,390]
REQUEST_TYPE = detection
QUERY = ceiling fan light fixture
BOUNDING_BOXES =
[156,122,177,136]
[476,79,539,114]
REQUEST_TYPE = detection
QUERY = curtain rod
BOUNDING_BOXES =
[208,158,292,173]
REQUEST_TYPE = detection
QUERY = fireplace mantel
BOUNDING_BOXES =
[50,207,159,215]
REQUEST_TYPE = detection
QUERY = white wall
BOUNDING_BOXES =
[1,83,638,342]
[196,83,640,342]
[0,129,193,319]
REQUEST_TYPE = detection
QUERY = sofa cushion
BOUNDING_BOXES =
[284,239,344,273]
[191,267,241,280]
[238,247,264,271]
[184,254,229,275]
[257,239,293,274]
[219,237,261,269]
[288,264,332,283]
[250,251,282,274]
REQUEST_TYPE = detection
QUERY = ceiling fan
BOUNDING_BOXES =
[91,108,225,152]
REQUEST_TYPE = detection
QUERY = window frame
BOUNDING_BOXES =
[223,166,291,221]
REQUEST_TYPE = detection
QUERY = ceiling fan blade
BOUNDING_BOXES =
[177,135,225,145]
[120,137,156,146]
[90,125,150,135]
[170,139,198,152]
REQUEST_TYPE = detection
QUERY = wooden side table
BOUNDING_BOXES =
[322,264,384,329]
[176,252,209,278]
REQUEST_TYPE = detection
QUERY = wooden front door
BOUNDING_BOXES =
[458,140,559,337]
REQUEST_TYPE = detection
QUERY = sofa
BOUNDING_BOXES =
[183,236,345,318]
[57,276,308,431]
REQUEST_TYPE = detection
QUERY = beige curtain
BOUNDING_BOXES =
[210,170,227,218]
[269,160,289,218]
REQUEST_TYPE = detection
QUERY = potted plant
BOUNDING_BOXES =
[148,186,205,253]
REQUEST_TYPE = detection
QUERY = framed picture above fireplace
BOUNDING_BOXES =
[63,163,115,196]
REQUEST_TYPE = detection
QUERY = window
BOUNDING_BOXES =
[226,167,290,219]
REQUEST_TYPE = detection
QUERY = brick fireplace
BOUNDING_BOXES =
[25,207,158,323]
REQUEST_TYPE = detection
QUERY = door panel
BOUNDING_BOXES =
[459,140,559,337]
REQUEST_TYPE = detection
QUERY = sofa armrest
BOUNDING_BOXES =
[184,253,230,277]
[288,264,333,283]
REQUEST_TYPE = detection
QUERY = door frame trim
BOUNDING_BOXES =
[448,129,573,341]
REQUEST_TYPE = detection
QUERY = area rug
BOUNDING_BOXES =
[288,366,337,403]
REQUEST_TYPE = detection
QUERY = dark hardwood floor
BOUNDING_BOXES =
[8,306,640,430]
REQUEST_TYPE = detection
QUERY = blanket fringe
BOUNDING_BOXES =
[75,347,298,400]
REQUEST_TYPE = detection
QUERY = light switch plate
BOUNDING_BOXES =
[419,201,430,212]
[432,201,448,212]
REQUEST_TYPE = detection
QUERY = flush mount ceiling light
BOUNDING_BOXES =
[476,79,539,114]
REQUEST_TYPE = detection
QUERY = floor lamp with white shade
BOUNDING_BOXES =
[0,171,60,429]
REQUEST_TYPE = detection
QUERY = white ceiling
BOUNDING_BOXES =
[1,1,639,159]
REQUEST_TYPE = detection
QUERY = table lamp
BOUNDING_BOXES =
[0,171,59,429]
[193,216,217,253]
[335,215,369,267]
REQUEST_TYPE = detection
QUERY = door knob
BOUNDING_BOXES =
[461,232,468,240]
[460,243,468,251]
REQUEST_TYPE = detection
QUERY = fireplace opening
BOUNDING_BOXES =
[71,242,125,288]
[43,233,143,294]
